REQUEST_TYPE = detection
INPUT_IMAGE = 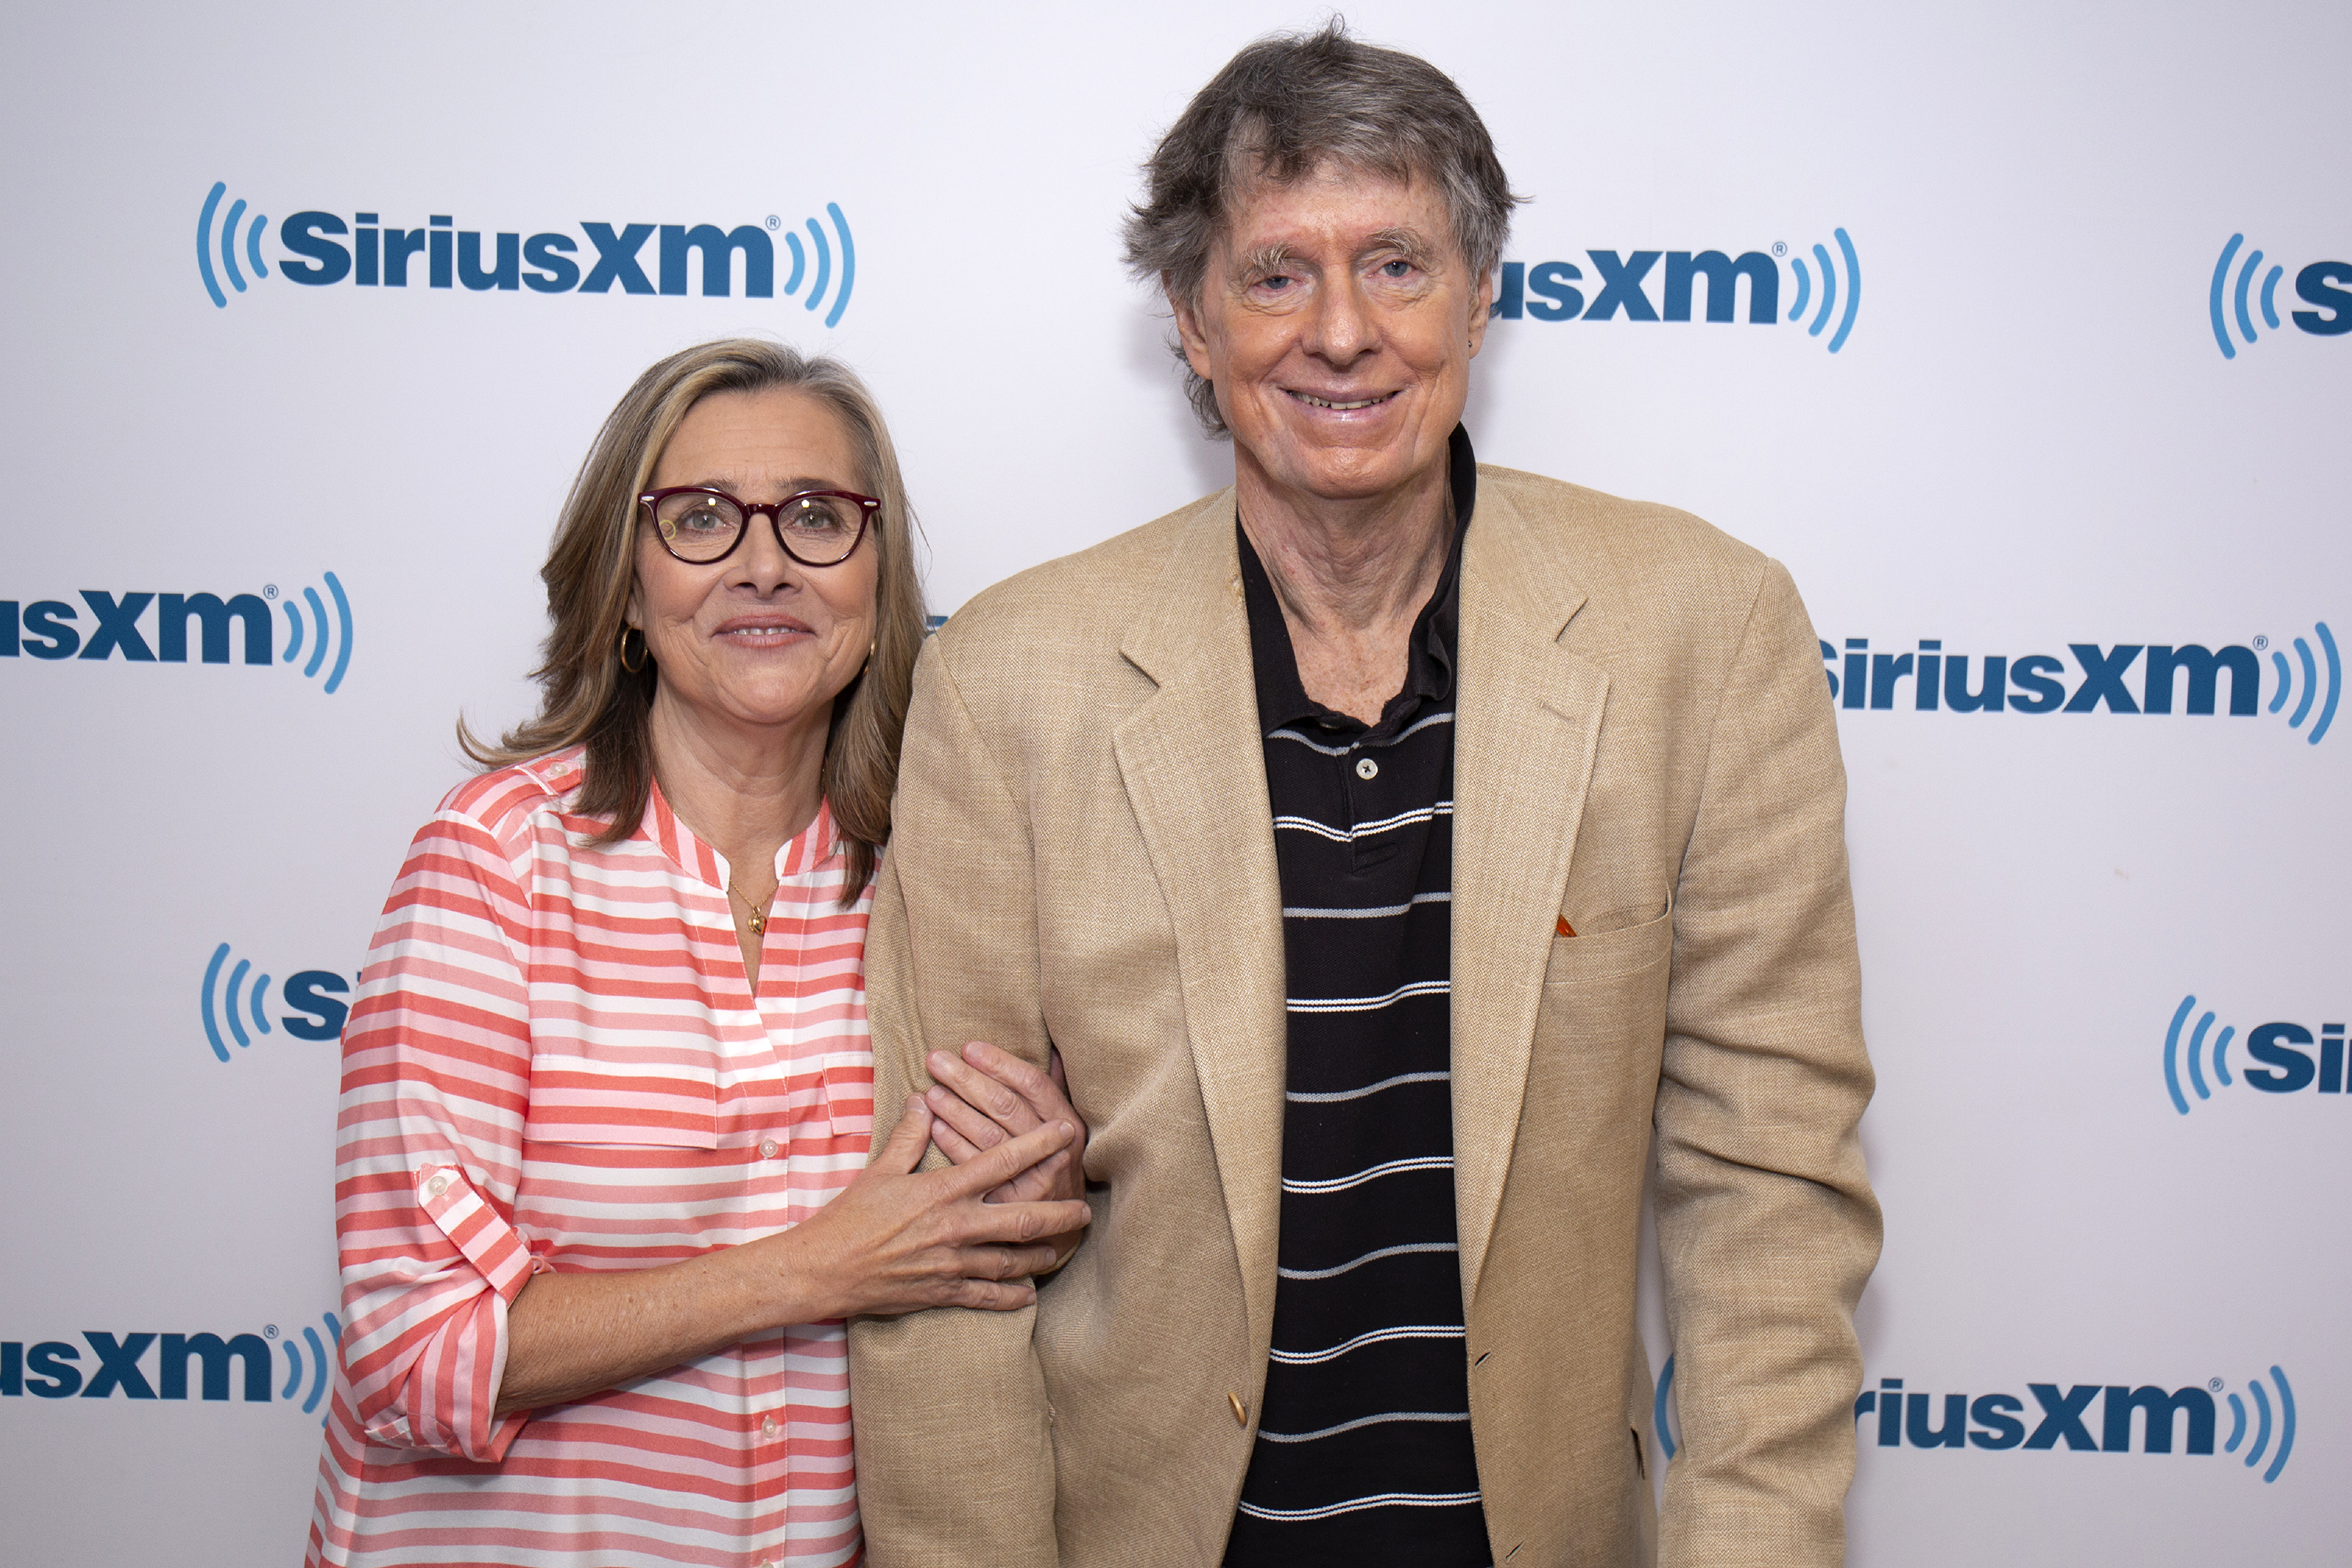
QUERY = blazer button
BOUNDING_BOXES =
[1228,1392,1248,1426]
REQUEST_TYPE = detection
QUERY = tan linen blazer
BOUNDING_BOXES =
[849,466,1881,1568]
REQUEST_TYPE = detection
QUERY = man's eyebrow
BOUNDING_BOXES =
[1234,243,1299,278]
[1362,227,1440,267]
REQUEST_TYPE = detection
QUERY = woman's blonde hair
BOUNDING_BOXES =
[463,338,927,896]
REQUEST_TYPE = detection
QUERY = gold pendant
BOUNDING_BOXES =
[747,913,766,935]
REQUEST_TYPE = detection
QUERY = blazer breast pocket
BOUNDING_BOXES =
[522,1036,721,1149]
[1543,903,1674,989]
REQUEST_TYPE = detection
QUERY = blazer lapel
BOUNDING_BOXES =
[1450,478,1609,1304]
[1110,493,1290,1352]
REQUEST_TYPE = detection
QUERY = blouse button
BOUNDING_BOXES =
[1354,757,1378,780]
[423,1174,450,1200]
[758,1138,780,1160]
[760,1414,782,1439]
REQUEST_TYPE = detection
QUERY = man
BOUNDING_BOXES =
[851,22,1880,1567]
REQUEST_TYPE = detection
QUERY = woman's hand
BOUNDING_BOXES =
[774,1094,1091,1320]
[924,1042,1091,1267]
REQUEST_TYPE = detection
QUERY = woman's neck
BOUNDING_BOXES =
[644,687,830,887]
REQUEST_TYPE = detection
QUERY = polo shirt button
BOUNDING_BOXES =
[760,1414,781,1439]
[758,1138,779,1160]
[423,1174,449,1200]
[1355,757,1378,780]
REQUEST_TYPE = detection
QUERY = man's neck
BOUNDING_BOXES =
[1238,452,1454,724]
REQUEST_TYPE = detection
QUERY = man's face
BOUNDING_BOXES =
[1171,162,1489,508]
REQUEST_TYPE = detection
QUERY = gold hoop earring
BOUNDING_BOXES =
[618,625,648,673]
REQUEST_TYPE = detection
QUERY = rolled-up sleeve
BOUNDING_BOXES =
[332,808,541,1463]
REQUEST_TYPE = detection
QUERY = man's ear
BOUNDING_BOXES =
[1168,274,1217,381]
[1467,267,1495,357]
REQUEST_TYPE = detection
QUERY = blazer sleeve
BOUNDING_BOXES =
[848,634,1062,1567]
[1653,559,1882,1566]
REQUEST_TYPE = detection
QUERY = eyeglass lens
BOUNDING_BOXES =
[652,492,866,564]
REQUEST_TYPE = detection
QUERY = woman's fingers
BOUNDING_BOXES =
[925,1109,986,1167]
[960,1040,1065,1123]
[924,1080,1011,1156]
[955,1197,1092,1247]
[925,1044,1040,1137]
[872,1094,935,1174]
[937,1117,1074,1200]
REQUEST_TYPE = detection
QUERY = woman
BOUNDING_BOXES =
[305,339,1089,1568]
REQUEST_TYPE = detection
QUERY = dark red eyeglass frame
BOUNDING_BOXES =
[637,485,881,567]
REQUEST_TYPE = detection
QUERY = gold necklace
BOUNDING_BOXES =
[728,874,780,936]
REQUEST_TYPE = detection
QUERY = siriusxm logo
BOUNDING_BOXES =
[1,574,354,693]
[2164,995,2347,1116]
[1654,1355,2298,1482]
[1491,229,1860,353]
[1855,1370,2297,1483]
[2208,234,2350,358]
[1823,622,2339,746]
[199,943,354,1063]
[2,1313,341,1415]
[198,183,858,327]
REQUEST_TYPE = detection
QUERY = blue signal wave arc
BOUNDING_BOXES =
[2212,1025,2234,1086]
[225,958,253,1048]
[221,198,250,294]
[303,588,330,678]
[782,231,805,296]
[280,1341,303,1400]
[2265,1367,2294,1482]
[201,942,234,1062]
[198,182,230,308]
[281,600,303,663]
[2209,235,2245,359]
[302,1326,331,1413]
[2246,1379,2271,1468]
[324,572,354,694]
[2187,1011,2215,1099]
[2259,265,2282,330]
[804,218,831,317]
[2234,249,2265,344]
[2308,623,2338,745]
[2288,637,2317,730]
[2269,651,2292,711]
[2225,1392,2247,1451]
[1787,257,1811,321]
[2163,994,2196,1115]
[824,203,855,328]
[1808,244,1837,339]
[246,212,268,281]
[251,971,272,1036]
[1828,229,1860,352]
[1653,1352,1678,1461]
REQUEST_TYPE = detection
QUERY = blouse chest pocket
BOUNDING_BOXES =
[818,1050,875,1142]
[523,1032,720,1149]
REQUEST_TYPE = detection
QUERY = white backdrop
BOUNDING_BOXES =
[1,3,2343,1563]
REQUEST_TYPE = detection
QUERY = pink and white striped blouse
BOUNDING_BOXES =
[305,746,873,1568]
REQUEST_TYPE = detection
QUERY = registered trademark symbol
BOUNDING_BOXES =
[2252,635,2268,650]
[263,583,278,600]
[265,1323,280,1339]
[1772,241,1787,257]
[2209,1377,2224,1392]
[766,215,782,230]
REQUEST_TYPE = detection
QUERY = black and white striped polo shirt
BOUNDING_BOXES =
[1224,426,1490,1567]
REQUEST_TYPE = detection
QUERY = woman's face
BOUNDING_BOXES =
[628,387,878,750]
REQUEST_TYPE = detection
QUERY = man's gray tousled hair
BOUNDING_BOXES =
[1123,18,1524,437]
